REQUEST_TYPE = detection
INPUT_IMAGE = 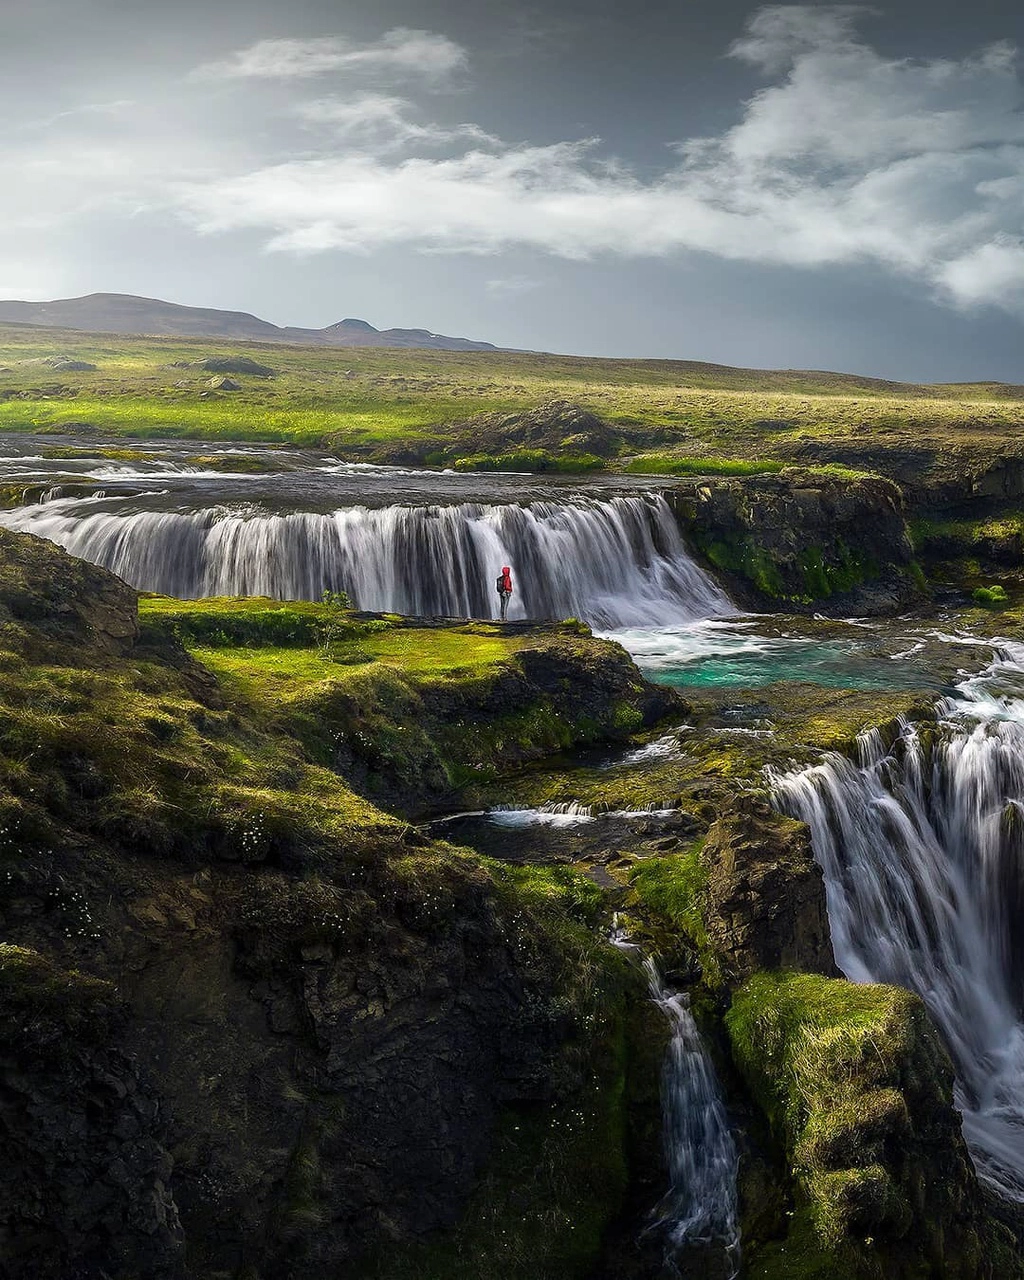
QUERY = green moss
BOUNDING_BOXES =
[628,846,707,938]
[796,542,875,600]
[725,972,1019,1278]
[803,463,879,481]
[623,454,784,476]
[972,584,1009,607]
[0,944,117,1054]
[626,844,722,985]
[909,514,1024,570]
[139,594,389,649]
[744,1207,859,1280]
[703,536,787,598]
[452,449,605,473]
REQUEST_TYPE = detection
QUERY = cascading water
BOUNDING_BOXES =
[0,493,730,628]
[771,640,1024,1203]
[613,926,740,1275]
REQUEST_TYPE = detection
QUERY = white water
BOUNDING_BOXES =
[488,802,597,828]
[0,493,731,628]
[771,640,1024,1202]
[612,927,740,1273]
[486,799,683,827]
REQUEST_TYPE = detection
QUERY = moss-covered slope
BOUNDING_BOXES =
[0,530,672,1280]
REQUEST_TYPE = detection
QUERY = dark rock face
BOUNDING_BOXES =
[671,467,921,614]
[701,796,837,981]
[112,865,588,1277]
[0,946,183,1279]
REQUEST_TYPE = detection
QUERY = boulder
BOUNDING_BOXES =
[727,972,1021,1278]
[207,376,241,391]
[196,357,275,377]
[43,357,97,372]
[0,946,183,1279]
[451,400,620,458]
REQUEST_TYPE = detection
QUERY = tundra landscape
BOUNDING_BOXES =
[7,1,1024,1277]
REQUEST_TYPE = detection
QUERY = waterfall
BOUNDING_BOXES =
[771,640,1024,1203]
[613,927,740,1274]
[0,493,730,628]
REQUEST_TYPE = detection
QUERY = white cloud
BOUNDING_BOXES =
[485,276,544,297]
[193,29,467,84]
[728,5,870,73]
[16,100,135,133]
[174,6,1024,313]
[8,8,1024,318]
[294,94,497,150]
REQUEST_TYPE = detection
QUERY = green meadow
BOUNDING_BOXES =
[2,322,1024,469]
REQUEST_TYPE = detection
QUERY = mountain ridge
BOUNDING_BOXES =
[0,292,499,352]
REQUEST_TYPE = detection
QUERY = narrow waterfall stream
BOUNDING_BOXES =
[771,640,1024,1203]
[613,926,740,1275]
[0,492,731,627]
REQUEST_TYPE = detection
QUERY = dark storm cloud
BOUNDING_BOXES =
[5,0,1024,378]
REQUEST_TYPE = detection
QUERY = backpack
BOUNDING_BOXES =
[496,574,506,595]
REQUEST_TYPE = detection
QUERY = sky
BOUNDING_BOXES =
[6,0,1024,381]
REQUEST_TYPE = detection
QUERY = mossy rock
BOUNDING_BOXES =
[726,972,1021,1279]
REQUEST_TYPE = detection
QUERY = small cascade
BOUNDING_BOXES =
[486,799,683,827]
[613,925,740,1275]
[0,493,731,627]
[488,801,597,827]
[771,640,1024,1203]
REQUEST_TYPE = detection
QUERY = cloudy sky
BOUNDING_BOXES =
[6,0,1024,379]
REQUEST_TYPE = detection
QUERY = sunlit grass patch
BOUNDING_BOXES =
[623,454,784,476]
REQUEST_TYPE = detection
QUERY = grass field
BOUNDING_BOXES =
[2,322,1024,470]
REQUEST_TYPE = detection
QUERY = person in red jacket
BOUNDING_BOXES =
[496,565,513,621]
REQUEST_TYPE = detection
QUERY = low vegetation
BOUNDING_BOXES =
[726,972,1020,1279]
[2,325,1024,480]
[623,454,784,476]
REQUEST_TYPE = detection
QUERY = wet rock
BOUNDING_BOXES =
[671,467,921,615]
[701,794,836,981]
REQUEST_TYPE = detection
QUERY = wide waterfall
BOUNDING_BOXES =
[0,492,730,628]
[772,641,1024,1203]
[612,926,740,1273]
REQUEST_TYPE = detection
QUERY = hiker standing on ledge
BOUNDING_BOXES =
[496,565,513,622]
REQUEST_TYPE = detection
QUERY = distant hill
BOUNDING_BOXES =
[0,293,499,352]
